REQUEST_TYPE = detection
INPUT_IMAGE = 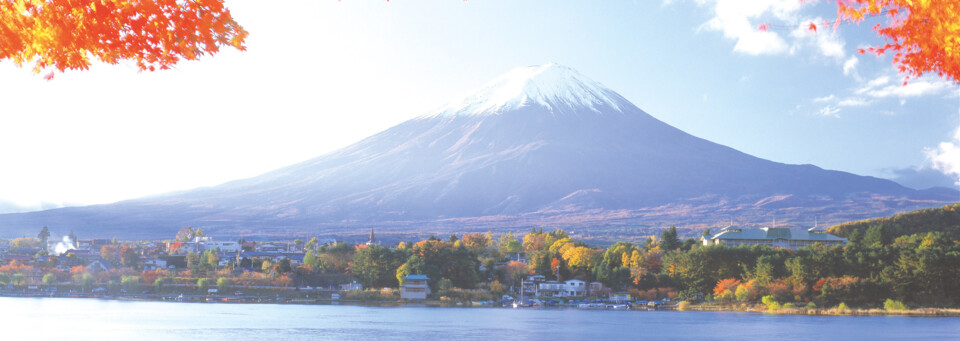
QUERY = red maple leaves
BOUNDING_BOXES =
[0,0,248,75]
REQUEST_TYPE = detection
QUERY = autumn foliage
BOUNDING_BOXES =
[713,278,741,297]
[836,0,960,84]
[0,0,248,73]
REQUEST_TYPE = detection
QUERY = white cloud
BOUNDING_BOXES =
[812,94,869,108]
[789,18,845,59]
[842,56,858,76]
[812,94,835,102]
[697,0,804,55]
[817,105,841,117]
[837,97,869,106]
[864,75,890,89]
[691,0,854,63]
[925,125,960,185]
[859,76,954,98]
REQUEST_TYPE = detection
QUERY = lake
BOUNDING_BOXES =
[3,297,959,340]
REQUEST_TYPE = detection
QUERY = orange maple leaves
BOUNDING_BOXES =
[0,0,248,73]
[837,0,960,84]
[713,278,740,297]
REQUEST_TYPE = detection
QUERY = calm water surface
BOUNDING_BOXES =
[3,297,959,340]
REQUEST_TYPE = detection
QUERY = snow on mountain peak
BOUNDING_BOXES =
[429,63,624,117]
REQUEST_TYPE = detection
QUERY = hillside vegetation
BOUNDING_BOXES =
[829,204,960,241]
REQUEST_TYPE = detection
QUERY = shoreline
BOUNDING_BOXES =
[4,292,959,317]
[684,302,960,317]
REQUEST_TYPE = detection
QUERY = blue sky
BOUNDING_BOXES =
[0,0,957,210]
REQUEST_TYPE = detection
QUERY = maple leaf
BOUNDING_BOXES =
[836,0,960,84]
[0,0,248,76]
[808,22,818,33]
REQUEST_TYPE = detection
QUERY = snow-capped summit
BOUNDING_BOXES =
[431,62,625,117]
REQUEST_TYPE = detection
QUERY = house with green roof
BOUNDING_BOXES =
[400,274,431,300]
[702,226,846,250]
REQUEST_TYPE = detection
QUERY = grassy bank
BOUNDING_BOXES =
[680,301,960,317]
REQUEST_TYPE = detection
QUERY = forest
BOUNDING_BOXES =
[1,205,958,309]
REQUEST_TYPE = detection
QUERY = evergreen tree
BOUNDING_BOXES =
[864,224,890,247]
[660,226,681,251]
[37,226,50,248]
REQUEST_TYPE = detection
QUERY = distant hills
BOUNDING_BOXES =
[0,63,956,240]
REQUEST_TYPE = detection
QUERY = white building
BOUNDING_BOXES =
[703,226,847,250]
[188,237,241,253]
[400,275,431,300]
[537,279,588,297]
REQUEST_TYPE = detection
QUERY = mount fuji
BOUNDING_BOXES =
[1,63,955,240]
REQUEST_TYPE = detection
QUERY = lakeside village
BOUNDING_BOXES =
[1,206,959,315]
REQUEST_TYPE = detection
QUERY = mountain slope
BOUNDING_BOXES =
[829,203,960,241]
[1,63,955,239]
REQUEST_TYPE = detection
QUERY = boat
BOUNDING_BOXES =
[512,299,534,308]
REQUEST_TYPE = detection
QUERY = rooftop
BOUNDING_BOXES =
[706,226,847,242]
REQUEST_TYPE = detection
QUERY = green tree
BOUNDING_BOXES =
[11,273,25,287]
[277,259,292,274]
[442,244,481,289]
[720,289,735,302]
[735,284,751,301]
[884,299,907,311]
[121,276,139,292]
[785,257,812,283]
[396,263,412,286]
[752,256,774,285]
[303,249,320,269]
[762,295,780,311]
[217,277,230,292]
[38,226,51,248]
[438,278,453,291]
[660,226,681,251]
[602,242,637,268]
[79,273,94,291]
[153,277,164,292]
[864,224,891,247]
[400,240,479,289]
[204,249,220,270]
[42,273,56,285]
[498,232,522,256]
[197,278,209,289]
[352,245,407,288]
[186,251,200,270]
